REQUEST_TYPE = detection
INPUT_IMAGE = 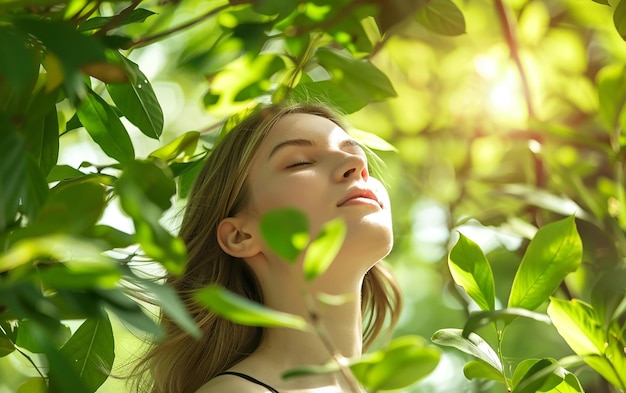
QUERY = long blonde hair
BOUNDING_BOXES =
[132,103,403,393]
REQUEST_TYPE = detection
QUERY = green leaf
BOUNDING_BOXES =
[260,208,309,263]
[462,308,551,338]
[21,87,59,176]
[17,377,47,393]
[508,216,582,310]
[291,79,368,114]
[13,18,106,68]
[95,288,162,337]
[252,0,299,17]
[431,328,502,372]
[175,157,205,198]
[0,234,111,273]
[59,314,115,392]
[38,264,121,290]
[512,357,585,393]
[77,88,135,163]
[448,233,496,311]
[107,55,164,139]
[125,267,201,339]
[414,0,466,36]
[463,360,504,382]
[352,335,441,391]
[0,336,15,357]
[303,218,346,282]
[195,284,310,331]
[118,160,175,211]
[35,181,106,235]
[88,225,135,249]
[149,131,200,162]
[614,0,626,40]
[0,126,26,231]
[0,26,40,117]
[511,358,562,393]
[350,128,398,152]
[47,165,85,182]
[117,160,186,275]
[548,297,626,389]
[22,156,50,223]
[308,47,396,112]
[13,17,107,99]
[78,8,157,32]
[16,320,71,353]
[597,63,626,130]
[547,298,605,355]
[316,47,396,100]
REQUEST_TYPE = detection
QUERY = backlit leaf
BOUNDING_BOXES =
[303,218,346,281]
[34,181,106,235]
[463,360,504,382]
[117,160,186,275]
[77,88,135,163]
[195,284,310,331]
[60,314,114,392]
[149,131,200,162]
[125,267,201,339]
[508,216,582,310]
[462,308,551,338]
[448,233,496,312]
[17,378,46,393]
[431,328,502,372]
[614,0,626,40]
[107,55,163,139]
[353,335,441,391]
[260,208,309,263]
[0,337,15,357]
[0,127,26,231]
[414,0,466,36]
[77,8,157,32]
[547,298,605,356]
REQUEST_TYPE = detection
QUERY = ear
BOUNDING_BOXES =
[217,216,260,258]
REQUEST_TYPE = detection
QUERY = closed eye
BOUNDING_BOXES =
[286,161,312,169]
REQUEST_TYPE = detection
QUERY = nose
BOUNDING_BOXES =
[336,153,369,182]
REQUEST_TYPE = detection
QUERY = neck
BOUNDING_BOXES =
[242,262,366,391]
[258,274,364,364]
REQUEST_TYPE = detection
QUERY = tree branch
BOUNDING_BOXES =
[127,3,232,49]
[494,0,535,120]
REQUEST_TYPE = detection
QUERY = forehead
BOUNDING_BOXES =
[260,113,350,150]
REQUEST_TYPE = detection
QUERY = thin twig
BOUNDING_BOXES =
[94,0,142,37]
[14,346,47,380]
[70,0,103,27]
[127,3,232,49]
[494,0,535,120]
[302,292,363,393]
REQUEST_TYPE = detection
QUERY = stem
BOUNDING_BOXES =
[494,0,535,120]
[94,0,142,37]
[14,346,47,380]
[127,3,232,49]
[302,291,363,393]
[68,0,101,26]
[496,328,511,392]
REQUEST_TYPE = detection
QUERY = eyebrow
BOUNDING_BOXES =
[268,138,365,159]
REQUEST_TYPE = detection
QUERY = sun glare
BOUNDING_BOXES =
[474,55,528,124]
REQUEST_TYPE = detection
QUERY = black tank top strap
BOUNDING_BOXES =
[216,371,280,393]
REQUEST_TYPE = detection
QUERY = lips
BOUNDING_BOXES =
[337,187,382,208]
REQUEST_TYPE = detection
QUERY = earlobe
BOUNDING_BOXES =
[217,217,260,258]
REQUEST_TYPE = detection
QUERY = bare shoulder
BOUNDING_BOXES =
[195,373,271,393]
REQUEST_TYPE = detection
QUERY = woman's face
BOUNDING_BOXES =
[244,113,393,270]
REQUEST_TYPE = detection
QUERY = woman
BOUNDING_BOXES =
[133,102,402,393]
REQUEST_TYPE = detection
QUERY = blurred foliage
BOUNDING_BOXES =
[0,0,625,392]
